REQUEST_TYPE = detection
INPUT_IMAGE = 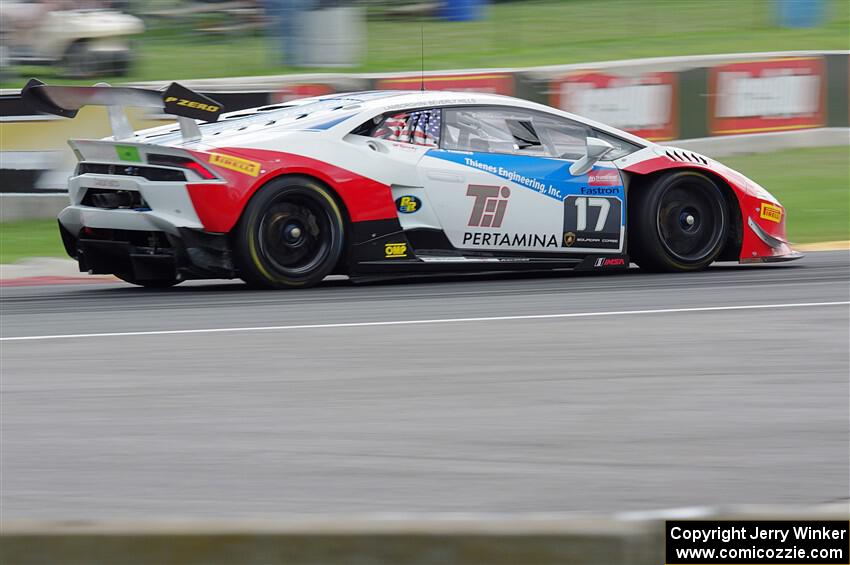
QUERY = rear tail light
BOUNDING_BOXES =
[78,163,186,182]
[183,161,217,180]
[148,154,217,180]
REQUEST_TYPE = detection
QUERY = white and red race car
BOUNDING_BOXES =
[23,79,801,288]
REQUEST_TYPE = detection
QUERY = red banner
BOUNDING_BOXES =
[273,84,335,103]
[375,73,514,95]
[549,71,678,141]
[709,57,825,135]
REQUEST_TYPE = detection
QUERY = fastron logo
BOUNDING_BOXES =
[587,169,620,186]
[467,184,511,228]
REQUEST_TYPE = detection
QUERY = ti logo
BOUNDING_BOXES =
[467,184,510,228]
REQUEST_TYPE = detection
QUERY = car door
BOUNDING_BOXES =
[418,105,626,254]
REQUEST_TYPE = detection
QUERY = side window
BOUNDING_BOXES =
[370,109,441,147]
[442,106,590,159]
[532,116,590,160]
[443,107,543,155]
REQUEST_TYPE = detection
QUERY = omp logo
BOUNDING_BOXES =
[384,242,407,258]
[164,97,220,113]
[467,184,510,228]
[587,169,620,186]
[594,257,626,267]
[208,153,261,177]
[760,203,782,223]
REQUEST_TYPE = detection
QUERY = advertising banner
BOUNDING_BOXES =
[709,57,825,135]
[549,71,678,141]
[273,84,335,103]
[375,72,514,95]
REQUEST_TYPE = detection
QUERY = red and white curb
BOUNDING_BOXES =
[0,258,118,287]
[0,275,119,287]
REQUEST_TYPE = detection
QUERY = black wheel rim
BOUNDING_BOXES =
[257,191,334,277]
[655,181,725,263]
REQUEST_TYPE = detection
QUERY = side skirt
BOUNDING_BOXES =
[347,222,629,279]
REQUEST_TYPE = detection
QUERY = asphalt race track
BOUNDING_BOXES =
[2,251,848,519]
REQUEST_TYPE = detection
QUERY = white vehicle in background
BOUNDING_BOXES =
[0,2,144,78]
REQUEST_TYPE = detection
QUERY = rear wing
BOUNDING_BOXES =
[21,79,225,142]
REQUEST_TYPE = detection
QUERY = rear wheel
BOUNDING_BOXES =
[233,176,345,289]
[630,171,728,272]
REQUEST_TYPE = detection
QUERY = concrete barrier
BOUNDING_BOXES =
[667,127,850,157]
[0,193,68,222]
[2,506,846,565]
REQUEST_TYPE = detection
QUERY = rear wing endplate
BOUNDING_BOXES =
[21,79,225,142]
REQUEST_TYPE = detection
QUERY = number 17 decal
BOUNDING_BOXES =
[575,197,611,232]
[563,195,622,250]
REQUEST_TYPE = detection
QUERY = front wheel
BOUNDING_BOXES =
[233,176,345,289]
[630,171,728,272]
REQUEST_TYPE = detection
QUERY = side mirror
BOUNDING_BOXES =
[569,137,614,176]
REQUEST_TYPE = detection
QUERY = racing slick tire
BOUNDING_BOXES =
[115,274,181,288]
[630,171,728,272]
[233,176,345,289]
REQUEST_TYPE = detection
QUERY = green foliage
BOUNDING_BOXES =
[0,219,66,264]
[4,0,848,87]
[723,146,850,243]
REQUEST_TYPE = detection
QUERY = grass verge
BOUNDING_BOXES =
[0,219,65,264]
[722,146,850,244]
[2,0,849,87]
[0,146,847,264]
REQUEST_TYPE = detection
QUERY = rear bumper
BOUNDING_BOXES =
[61,172,206,233]
[59,214,235,281]
[57,169,238,280]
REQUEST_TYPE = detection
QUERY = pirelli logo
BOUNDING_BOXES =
[208,153,261,177]
[760,202,782,223]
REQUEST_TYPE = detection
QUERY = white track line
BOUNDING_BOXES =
[2,301,847,343]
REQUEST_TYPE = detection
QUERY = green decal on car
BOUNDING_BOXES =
[115,145,141,162]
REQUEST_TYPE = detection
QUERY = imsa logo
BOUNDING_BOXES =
[384,242,408,258]
[594,257,626,267]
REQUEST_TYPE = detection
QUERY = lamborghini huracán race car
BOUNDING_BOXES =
[22,80,800,288]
